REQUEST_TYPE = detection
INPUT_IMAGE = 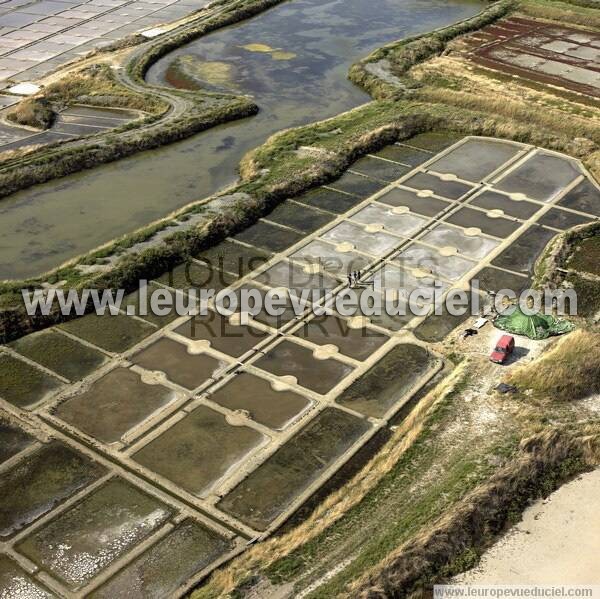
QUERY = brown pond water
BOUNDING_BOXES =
[293,314,389,361]
[133,405,265,496]
[254,339,353,394]
[208,371,312,429]
[132,336,228,389]
[55,367,176,444]
[174,311,272,358]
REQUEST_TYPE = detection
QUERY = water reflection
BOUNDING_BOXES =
[0,0,481,279]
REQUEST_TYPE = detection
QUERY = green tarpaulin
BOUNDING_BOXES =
[494,306,575,340]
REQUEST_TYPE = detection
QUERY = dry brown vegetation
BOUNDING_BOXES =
[569,236,600,276]
[411,55,600,173]
[508,330,600,401]
[414,57,600,131]
[421,85,598,141]
[44,64,168,114]
[6,97,55,130]
[348,0,514,98]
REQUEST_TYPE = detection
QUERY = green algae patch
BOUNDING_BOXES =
[166,55,237,91]
[0,441,106,539]
[241,43,296,60]
[271,51,297,60]
[182,57,234,84]
[59,313,156,353]
[10,329,107,381]
[0,352,62,408]
[242,43,276,53]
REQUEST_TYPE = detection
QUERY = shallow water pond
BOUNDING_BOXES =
[0,420,33,464]
[0,0,483,279]
[90,518,232,599]
[336,344,433,417]
[10,329,107,381]
[0,442,105,539]
[0,352,62,408]
[132,336,229,389]
[254,339,353,394]
[16,477,174,590]
[293,314,389,361]
[208,371,312,429]
[133,405,265,496]
[218,407,371,530]
[55,367,176,444]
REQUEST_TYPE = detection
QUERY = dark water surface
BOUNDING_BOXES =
[1,0,482,279]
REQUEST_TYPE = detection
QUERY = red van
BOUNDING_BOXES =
[489,335,515,364]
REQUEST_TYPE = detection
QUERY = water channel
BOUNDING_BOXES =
[0,0,482,280]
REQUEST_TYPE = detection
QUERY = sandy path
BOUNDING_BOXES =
[455,468,600,585]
